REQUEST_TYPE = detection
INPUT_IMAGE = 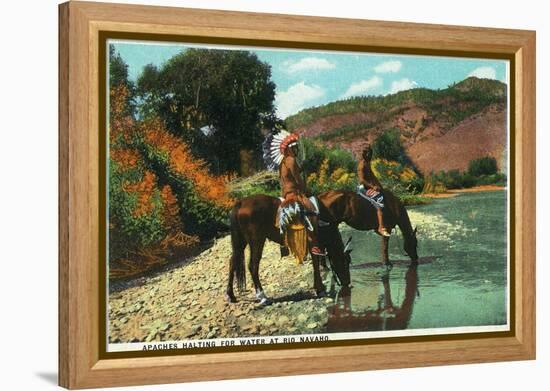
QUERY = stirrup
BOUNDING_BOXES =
[311,246,327,257]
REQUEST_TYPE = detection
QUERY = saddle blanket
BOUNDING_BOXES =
[357,185,384,208]
[275,196,330,231]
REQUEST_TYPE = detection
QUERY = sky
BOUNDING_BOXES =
[110,40,508,119]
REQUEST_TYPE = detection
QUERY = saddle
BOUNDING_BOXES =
[275,196,328,265]
[275,196,326,232]
[357,184,384,208]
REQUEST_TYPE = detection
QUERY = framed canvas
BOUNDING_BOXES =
[58,1,536,389]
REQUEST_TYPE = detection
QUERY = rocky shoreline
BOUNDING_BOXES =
[108,235,334,343]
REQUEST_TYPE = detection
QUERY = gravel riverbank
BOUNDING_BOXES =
[108,235,334,343]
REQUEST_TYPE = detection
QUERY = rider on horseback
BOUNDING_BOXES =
[357,143,391,237]
[263,128,326,257]
[279,138,326,257]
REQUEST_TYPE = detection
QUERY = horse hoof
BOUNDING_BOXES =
[316,290,328,298]
[255,290,268,302]
[258,297,270,306]
[225,293,237,303]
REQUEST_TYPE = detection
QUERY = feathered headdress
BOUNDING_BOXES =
[262,129,300,171]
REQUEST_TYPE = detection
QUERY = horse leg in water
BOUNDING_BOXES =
[249,239,268,304]
[318,256,336,295]
[382,236,393,268]
[305,218,327,296]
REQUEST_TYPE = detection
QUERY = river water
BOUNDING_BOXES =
[327,190,508,333]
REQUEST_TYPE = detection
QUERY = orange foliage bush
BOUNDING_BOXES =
[110,148,140,168]
[108,84,230,279]
[123,170,157,217]
[109,85,135,144]
[160,184,182,231]
[141,118,233,208]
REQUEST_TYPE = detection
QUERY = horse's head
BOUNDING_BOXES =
[404,226,419,262]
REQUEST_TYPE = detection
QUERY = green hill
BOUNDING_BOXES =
[285,77,507,175]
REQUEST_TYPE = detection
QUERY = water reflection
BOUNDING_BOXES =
[326,266,419,332]
[324,192,507,331]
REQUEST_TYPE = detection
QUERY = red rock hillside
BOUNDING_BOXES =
[286,77,507,175]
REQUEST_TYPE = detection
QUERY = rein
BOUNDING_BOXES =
[325,255,342,287]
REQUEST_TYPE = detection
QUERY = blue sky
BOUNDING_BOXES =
[111,40,508,119]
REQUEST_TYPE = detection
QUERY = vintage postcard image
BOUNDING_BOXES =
[105,40,510,353]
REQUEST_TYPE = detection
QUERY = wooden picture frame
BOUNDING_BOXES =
[59,1,536,389]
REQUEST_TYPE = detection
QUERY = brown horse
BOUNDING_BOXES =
[226,194,352,304]
[226,189,418,304]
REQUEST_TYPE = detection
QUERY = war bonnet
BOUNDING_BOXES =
[262,129,300,171]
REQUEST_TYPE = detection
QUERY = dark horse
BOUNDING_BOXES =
[226,189,418,304]
[316,189,419,268]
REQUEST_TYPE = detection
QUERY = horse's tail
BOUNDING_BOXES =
[230,201,247,292]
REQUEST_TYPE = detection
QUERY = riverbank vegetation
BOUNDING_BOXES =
[108,47,244,278]
[229,133,429,206]
[423,156,506,194]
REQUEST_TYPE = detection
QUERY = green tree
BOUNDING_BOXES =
[468,156,498,177]
[300,138,356,178]
[136,48,277,174]
[372,129,406,163]
[109,44,135,114]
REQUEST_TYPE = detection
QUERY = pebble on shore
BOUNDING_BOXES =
[108,235,332,343]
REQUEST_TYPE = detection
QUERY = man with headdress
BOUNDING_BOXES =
[357,142,391,237]
[263,129,326,257]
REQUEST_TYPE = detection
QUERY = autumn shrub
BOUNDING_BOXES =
[108,161,166,262]
[109,85,187,272]
[108,84,232,278]
[372,158,424,194]
[137,117,232,237]
[307,158,357,194]
[109,85,164,262]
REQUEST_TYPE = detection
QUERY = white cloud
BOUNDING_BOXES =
[388,78,418,94]
[468,66,497,80]
[275,82,325,118]
[341,76,383,98]
[284,57,336,73]
[374,60,402,73]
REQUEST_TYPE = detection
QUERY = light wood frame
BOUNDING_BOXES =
[59,1,536,389]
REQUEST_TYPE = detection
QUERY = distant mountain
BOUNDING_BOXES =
[286,77,507,174]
